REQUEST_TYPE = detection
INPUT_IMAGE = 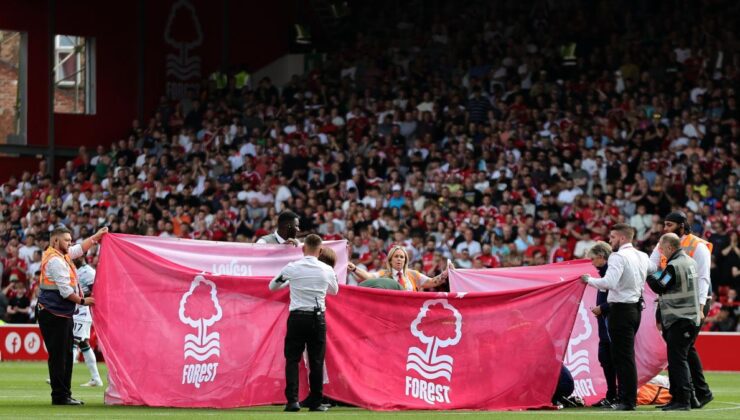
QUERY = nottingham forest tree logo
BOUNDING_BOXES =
[405,299,462,405]
[164,0,202,99]
[178,275,221,388]
[563,301,597,398]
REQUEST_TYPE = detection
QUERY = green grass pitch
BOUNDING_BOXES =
[1,362,739,419]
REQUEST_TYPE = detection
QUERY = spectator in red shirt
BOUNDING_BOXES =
[476,244,500,268]
[551,236,574,263]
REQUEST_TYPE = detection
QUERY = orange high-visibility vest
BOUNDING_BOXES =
[637,383,672,405]
[39,247,78,291]
[377,268,420,291]
[659,234,714,270]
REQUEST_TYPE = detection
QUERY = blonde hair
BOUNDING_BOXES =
[385,245,409,275]
[318,247,337,268]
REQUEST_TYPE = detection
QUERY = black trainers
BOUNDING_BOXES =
[283,402,300,412]
[612,403,635,411]
[591,398,613,408]
[698,393,714,408]
[656,400,675,409]
[51,398,84,405]
[662,402,690,411]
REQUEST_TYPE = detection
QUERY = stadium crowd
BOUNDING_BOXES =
[0,0,738,330]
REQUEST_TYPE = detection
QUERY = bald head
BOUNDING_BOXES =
[659,233,681,257]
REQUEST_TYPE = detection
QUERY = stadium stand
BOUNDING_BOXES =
[1,0,738,328]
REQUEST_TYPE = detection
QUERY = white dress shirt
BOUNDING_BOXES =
[649,239,711,304]
[269,256,339,311]
[46,244,84,298]
[586,243,650,303]
[257,231,287,244]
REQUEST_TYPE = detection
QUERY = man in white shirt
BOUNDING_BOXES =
[269,234,338,412]
[556,179,583,205]
[18,234,40,266]
[574,231,597,259]
[648,211,713,408]
[455,229,482,258]
[581,224,651,411]
[629,204,653,241]
[256,211,300,245]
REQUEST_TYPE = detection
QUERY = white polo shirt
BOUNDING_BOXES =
[269,256,339,312]
[586,243,650,304]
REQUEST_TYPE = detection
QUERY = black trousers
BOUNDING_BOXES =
[607,302,641,406]
[687,301,711,399]
[597,341,617,400]
[284,311,326,406]
[38,308,74,403]
[663,319,697,403]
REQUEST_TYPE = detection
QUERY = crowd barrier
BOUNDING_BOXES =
[694,332,740,371]
[0,324,47,361]
[3,326,738,372]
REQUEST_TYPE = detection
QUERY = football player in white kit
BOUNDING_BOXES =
[73,257,103,387]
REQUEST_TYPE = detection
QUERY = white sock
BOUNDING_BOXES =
[82,348,101,382]
[73,347,80,363]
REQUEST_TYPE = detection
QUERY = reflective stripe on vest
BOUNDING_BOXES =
[659,234,713,269]
[39,247,78,291]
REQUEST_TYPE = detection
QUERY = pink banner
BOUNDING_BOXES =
[449,261,667,405]
[111,233,349,284]
[95,234,586,410]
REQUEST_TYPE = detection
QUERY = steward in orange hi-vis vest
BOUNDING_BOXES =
[38,247,80,316]
[659,233,714,270]
[37,226,107,406]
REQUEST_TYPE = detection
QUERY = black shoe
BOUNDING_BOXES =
[591,398,613,408]
[283,402,300,412]
[662,402,691,411]
[309,405,329,412]
[691,396,701,409]
[300,397,324,407]
[612,403,635,411]
[698,393,714,408]
[656,400,675,409]
[52,398,84,405]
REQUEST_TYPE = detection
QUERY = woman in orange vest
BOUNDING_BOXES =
[348,245,448,291]
[648,211,714,408]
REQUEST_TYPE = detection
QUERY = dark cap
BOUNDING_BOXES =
[664,211,687,224]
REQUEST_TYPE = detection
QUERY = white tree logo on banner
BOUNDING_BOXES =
[404,299,462,405]
[178,275,222,388]
[564,301,597,398]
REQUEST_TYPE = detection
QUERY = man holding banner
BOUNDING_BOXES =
[586,241,617,408]
[38,226,107,406]
[257,211,301,245]
[269,234,338,412]
[581,224,650,411]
